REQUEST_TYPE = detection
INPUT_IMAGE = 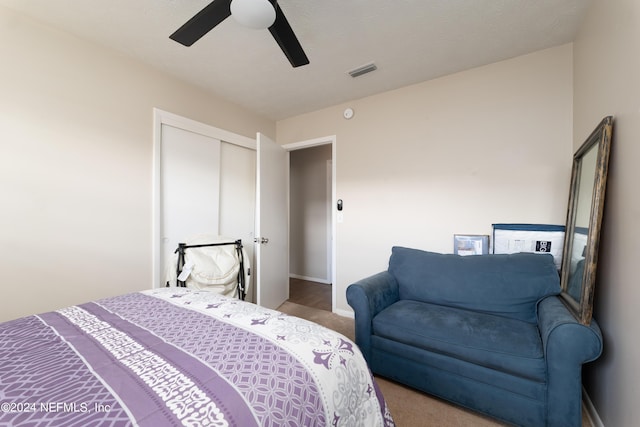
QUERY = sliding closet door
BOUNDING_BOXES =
[159,124,221,286]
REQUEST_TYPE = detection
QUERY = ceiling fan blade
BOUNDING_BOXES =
[268,3,309,67]
[170,0,232,46]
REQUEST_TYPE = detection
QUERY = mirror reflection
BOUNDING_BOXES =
[566,144,597,302]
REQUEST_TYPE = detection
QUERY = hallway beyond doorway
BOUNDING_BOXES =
[288,278,331,311]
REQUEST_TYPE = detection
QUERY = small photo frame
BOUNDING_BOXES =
[454,234,490,256]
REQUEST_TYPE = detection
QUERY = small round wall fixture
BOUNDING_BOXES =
[343,108,354,120]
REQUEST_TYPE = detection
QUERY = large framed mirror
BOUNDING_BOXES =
[560,116,613,325]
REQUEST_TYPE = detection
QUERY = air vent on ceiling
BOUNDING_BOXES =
[348,62,377,78]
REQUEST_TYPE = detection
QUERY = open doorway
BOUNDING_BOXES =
[285,137,336,312]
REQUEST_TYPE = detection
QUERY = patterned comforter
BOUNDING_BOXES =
[0,288,394,426]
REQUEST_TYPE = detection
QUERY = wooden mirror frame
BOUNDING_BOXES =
[559,116,613,325]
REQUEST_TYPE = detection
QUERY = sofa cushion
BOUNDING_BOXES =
[372,300,547,382]
[388,247,560,323]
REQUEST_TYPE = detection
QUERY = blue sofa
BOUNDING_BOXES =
[346,246,603,427]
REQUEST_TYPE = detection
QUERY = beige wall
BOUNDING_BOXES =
[0,6,273,321]
[278,44,574,314]
[573,0,640,425]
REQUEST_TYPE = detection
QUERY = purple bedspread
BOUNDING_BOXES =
[0,288,394,426]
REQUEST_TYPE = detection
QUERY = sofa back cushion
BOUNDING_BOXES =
[388,246,560,323]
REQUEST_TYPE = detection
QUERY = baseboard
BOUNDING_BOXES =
[334,307,354,318]
[289,274,331,285]
[583,387,604,427]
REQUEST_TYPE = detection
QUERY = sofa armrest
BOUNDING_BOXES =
[538,296,603,427]
[346,271,399,362]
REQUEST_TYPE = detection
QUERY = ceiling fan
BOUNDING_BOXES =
[170,0,309,68]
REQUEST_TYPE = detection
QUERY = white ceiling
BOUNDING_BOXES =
[0,0,592,120]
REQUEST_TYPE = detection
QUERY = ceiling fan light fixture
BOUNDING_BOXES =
[230,0,276,30]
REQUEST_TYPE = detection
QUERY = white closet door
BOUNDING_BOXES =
[160,124,221,286]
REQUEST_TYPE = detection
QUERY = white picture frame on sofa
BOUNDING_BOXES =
[453,234,489,256]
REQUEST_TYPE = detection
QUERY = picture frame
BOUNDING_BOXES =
[454,234,489,256]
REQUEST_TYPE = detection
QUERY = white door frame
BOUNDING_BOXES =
[151,108,256,289]
[283,136,337,312]
[326,159,333,284]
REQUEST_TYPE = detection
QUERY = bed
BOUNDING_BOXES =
[0,288,394,426]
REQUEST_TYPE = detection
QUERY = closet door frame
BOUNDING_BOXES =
[151,108,256,289]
